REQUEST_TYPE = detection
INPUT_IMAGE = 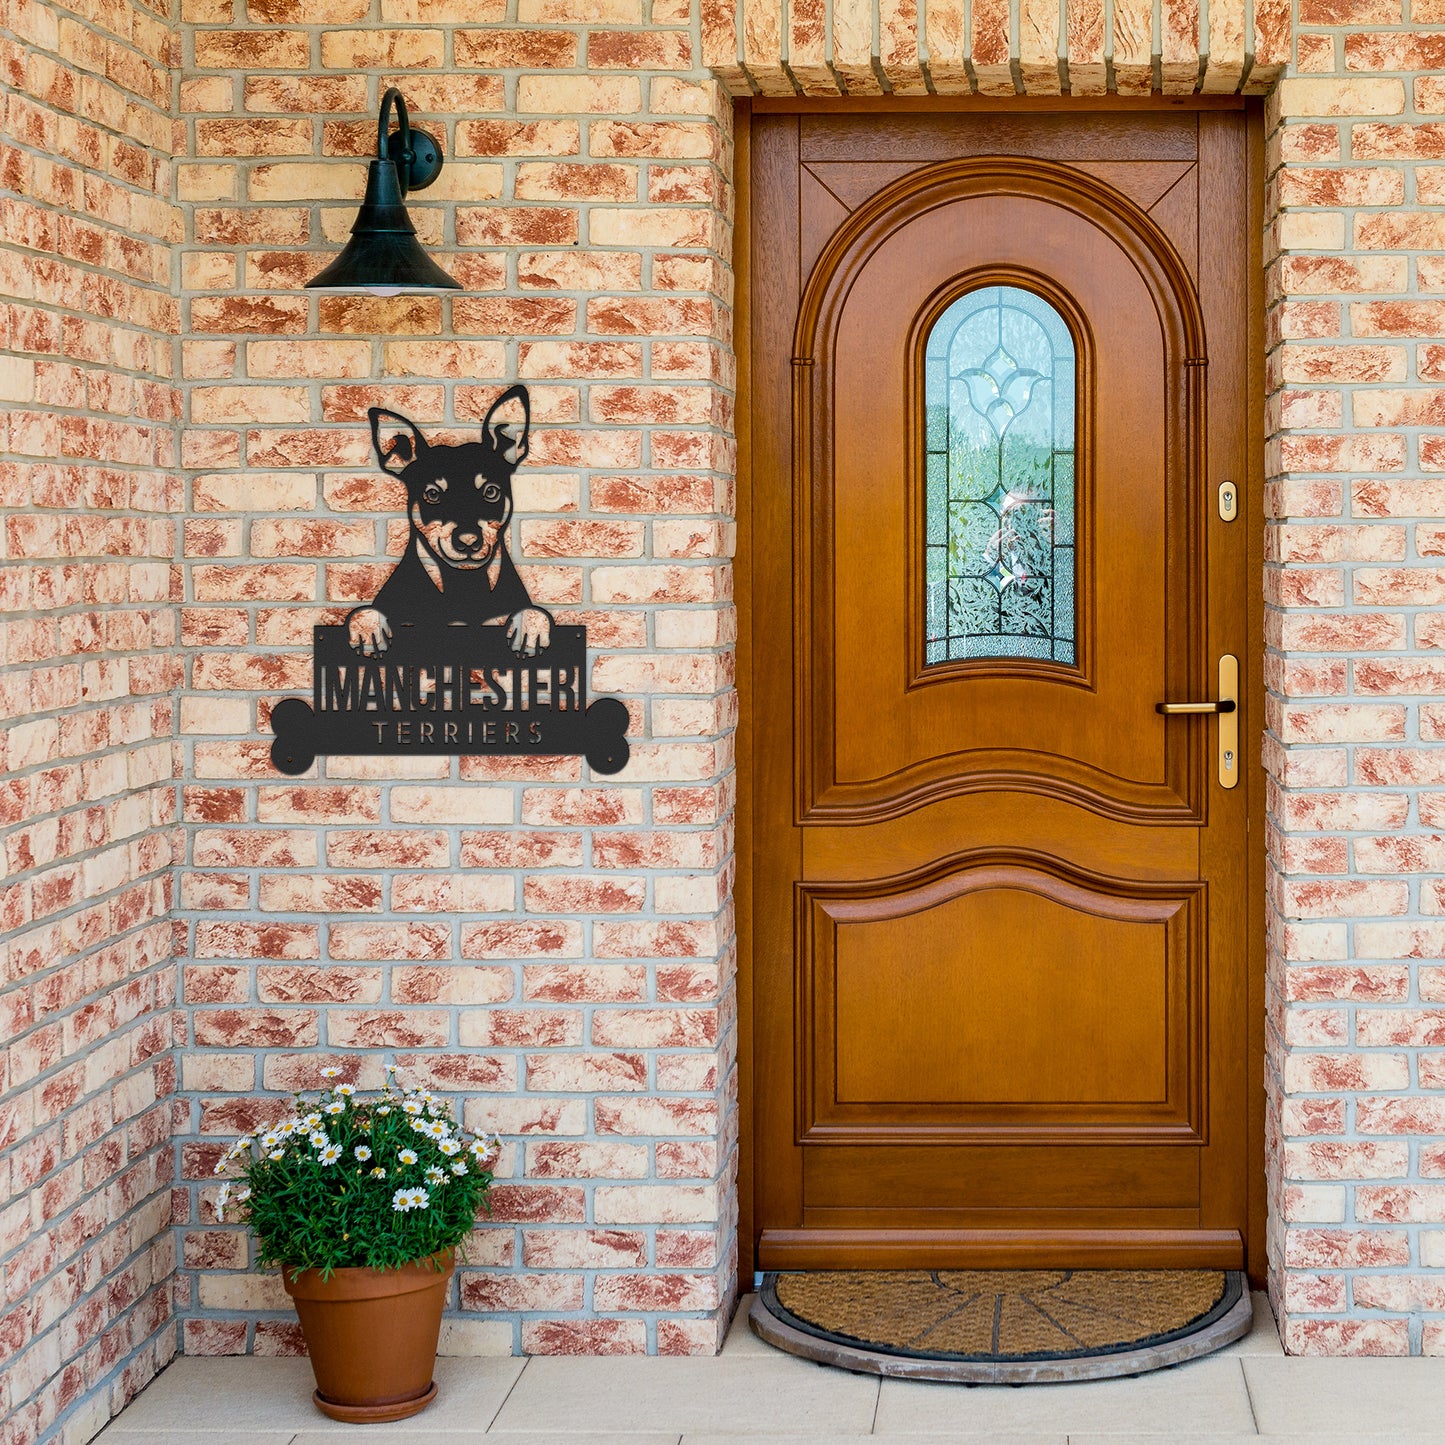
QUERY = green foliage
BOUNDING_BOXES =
[213,1068,500,1277]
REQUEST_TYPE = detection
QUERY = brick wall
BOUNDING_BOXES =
[1265,6,1445,1357]
[0,0,183,1440]
[171,0,740,1360]
[20,2,1445,1436]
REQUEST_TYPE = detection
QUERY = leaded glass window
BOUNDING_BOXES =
[924,285,1077,666]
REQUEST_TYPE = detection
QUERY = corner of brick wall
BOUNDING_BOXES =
[171,0,739,1359]
[1264,1,1445,1357]
[0,0,185,1440]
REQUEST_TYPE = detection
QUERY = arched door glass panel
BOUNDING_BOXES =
[924,285,1077,666]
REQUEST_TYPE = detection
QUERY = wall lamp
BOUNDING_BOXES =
[306,87,460,296]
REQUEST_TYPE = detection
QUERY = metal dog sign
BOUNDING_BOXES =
[269,385,629,777]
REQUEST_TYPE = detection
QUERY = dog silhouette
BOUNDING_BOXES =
[347,386,553,658]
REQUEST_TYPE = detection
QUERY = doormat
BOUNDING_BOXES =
[750,1270,1251,1383]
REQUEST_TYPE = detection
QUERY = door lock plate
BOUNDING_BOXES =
[1219,654,1239,789]
[1218,480,1238,522]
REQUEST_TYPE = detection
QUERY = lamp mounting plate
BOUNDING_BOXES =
[386,126,443,193]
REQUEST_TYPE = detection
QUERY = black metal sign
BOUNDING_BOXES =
[269,386,629,777]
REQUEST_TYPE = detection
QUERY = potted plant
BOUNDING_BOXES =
[214,1066,500,1423]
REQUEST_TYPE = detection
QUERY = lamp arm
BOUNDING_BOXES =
[377,87,412,195]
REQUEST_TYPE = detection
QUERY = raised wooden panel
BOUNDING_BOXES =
[798,858,1204,1146]
[803,1142,1201,1210]
[798,167,851,282]
[1069,161,1195,211]
[798,113,1200,165]
[792,158,1210,829]
[1147,169,1200,280]
[834,891,1169,1102]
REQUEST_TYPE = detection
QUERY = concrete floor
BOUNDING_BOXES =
[96,1293,1445,1442]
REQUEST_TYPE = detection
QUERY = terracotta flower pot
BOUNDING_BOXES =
[282,1250,453,1423]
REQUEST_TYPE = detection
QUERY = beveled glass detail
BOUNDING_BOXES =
[924,285,1077,666]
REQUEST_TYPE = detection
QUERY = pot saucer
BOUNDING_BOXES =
[312,1380,437,1423]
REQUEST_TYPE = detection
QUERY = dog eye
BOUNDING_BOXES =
[422,483,443,505]
[480,483,502,504]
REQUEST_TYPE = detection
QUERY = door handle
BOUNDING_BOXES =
[1155,655,1239,789]
[1155,699,1236,715]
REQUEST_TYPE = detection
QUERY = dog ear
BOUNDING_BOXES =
[482,384,531,467]
[369,409,428,476]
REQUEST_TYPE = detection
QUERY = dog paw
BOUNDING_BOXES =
[507,608,552,657]
[348,608,392,656]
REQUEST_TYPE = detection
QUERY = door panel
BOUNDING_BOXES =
[807,864,1194,1119]
[750,109,1256,1271]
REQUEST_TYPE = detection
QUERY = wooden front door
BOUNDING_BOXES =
[746,107,1261,1272]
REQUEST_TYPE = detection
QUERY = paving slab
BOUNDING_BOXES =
[489,1355,879,1435]
[874,1357,1255,1435]
[1065,1436,1402,1444]
[97,1360,315,1434]
[97,1434,296,1444]
[1243,1357,1445,1436]
[682,1435,1066,1444]
[96,1356,525,1435]
[721,1292,773,1356]
[295,1435,677,1444]
[1215,1294,1283,1358]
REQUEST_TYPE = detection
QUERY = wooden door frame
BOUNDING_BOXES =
[733,96,1268,1287]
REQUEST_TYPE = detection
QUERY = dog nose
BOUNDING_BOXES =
[456,529,479,548]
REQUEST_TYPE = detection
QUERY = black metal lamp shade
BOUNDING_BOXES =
[306,88,460,295]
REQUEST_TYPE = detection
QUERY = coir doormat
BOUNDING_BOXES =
[750,1269,1251,1383]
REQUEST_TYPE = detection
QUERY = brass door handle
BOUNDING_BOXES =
[1155,699,1236,714]
[1155,656,1239,789]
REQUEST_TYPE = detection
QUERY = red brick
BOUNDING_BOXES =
[521,1319,646,1355]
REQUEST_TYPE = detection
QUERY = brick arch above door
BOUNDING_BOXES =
[702,0,1288,97]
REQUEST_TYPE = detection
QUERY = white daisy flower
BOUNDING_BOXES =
[424,1121,448,1140]
[425,1166,445,1186]
[469,1134,501,1162]
[370,1166,387,1179]
[302,1113,322,1130]
[268,1149,284,1161]
[398,1148,418,1166]
[354,1145,372,1162]
[334,1084,356,1097]
[278,1120,298,1135]
[212,1159,227,1177]
[259,1132,280,1150]
[235,1187,250,1203]
[402,1100,423,1115]
[392,1187,429,1212]
[309,1131,329,1149]
[321,1067,341,1079]
[376,1105,392,1116]
[319,1144,342,1165]
[450,1161,468,1176]
[438,1139,461,1156]
[324,1100,344,1116]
